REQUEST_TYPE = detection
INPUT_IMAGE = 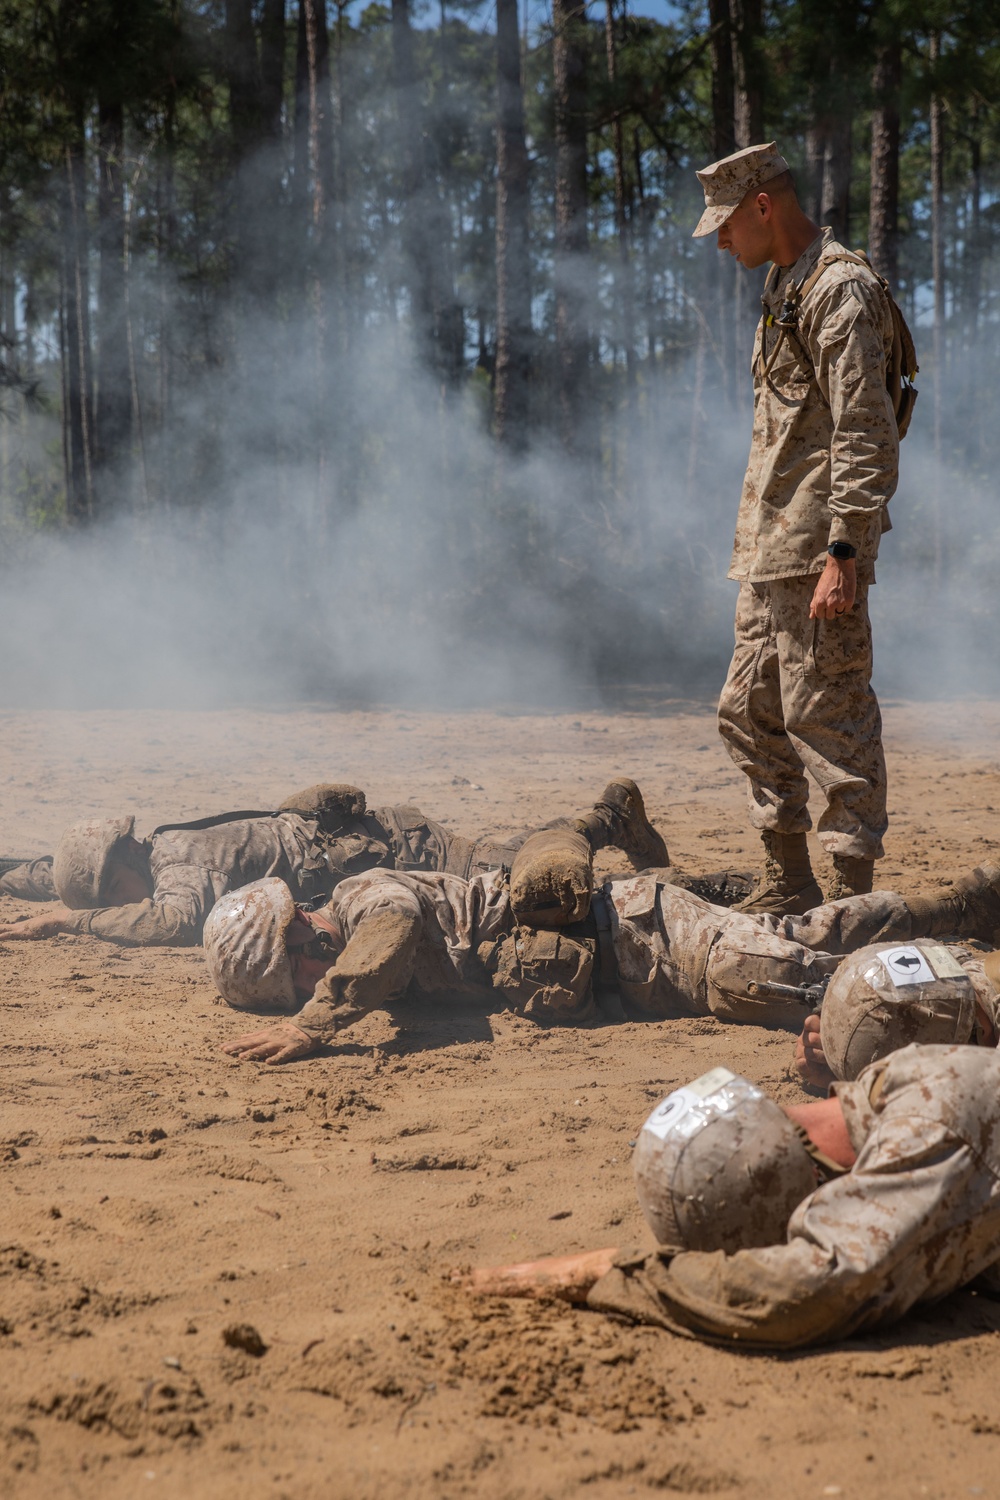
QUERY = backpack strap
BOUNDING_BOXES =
[151,809,278,837]
[756,246,919,438]
[759,250,880,382]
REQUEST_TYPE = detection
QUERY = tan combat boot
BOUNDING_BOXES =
[907,864,1000,944]
[826,855,875,901]
[736,831,823,917]
[574,778,669,870]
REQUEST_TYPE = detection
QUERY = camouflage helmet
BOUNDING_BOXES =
[52,815,136,909]
[633,1067,817,1252]
[820,940,977,1082]
[203,878,299,1014]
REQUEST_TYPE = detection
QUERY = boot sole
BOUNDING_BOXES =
[597,778,669,870]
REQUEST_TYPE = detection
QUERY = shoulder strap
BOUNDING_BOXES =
[151,809,278,837]
[798,247,878,303]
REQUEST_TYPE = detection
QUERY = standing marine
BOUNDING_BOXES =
[693,142,902,915]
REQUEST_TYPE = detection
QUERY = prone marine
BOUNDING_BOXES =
[457,1046,1000,1349]
[200,822,1000,1063]
[792,940,1000,1088]
[0,778,671,949]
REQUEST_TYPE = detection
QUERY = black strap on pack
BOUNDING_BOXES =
[589,890,628,1022]
[150,810,278,837]
[589,891,619,990]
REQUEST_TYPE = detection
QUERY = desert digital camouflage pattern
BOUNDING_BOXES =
[290,868,946,1040]
[717,576,887,858]
[59,811,334,947]
[717,227,897,861]
[294,868,514,1038]
[691,141,789,239]
[606,875,922,1023]
[20,800,531,949]
[732,228,898,584]
[589,1044,1000,1348]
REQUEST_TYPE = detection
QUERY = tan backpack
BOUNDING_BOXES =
[759,248,919,438]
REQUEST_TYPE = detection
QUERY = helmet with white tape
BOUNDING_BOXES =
[203,878,298,1013]
[633,1067,817,1252]
[820,940,976,1082]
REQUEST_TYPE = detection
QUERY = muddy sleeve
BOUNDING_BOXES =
[59,863,218,946]
[591,1118,975,1349]
[293,880,425,1040]
[810,281,898,552]
[0,857,57,900]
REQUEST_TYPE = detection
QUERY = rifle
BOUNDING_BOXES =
[746,973,830,1012]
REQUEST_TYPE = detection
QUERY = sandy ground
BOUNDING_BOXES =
[3,698,1000,1500]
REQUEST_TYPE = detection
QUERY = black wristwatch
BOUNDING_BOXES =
[827,542,856,560]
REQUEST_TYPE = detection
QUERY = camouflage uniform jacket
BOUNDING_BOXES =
[589,1045,1000,1347]
[291,869,913,1040]
[61,813,332,947]
[294,869,512,1038]
[731,228,898,583]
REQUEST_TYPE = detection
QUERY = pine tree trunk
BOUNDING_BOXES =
[62,112,94,521]
[813,113,851,241]
[391,0,463,385]
[552,0,591,453]
[930,31,944,466]
[730,0,762,149]
[709,0,735,157]
[260,0,286,137]
[967,108,981,341]
[868,40,900,284]
[95,98,132,489]
[605,0,634,394]
[494,0,531,448]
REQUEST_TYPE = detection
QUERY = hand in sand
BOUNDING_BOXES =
[794,1013,834,1089]
[0,911,70,941]
[451,1246,620,1303]
[221,1021,316,1064]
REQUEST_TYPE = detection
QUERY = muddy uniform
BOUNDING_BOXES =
[0,801,533,945]
[589,1045,1000,1348]
[717,228,898,860]
[293,868,513,1038]
[601,876,959,1025]
[368,805,531,881]
[0,857,58,900]
[48,810,530,950]
[289,869,944,1042]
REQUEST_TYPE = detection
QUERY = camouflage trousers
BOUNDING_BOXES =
[372,806,567,882]
[717,577,887,859]
[615,880,917,1027]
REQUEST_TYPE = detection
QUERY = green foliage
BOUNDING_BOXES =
[0,0,995,526]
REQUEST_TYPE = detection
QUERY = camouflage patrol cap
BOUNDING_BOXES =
[203,878,299,1014]
[692,141,790,238]
[633,1067,817,1252]
[52,815,136,908]
[820,941,977,1082]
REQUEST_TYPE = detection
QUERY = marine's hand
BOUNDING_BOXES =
[221,1021,316,1064]
[451,1246,620,1302]
[0,911,69,941]
[809,556,857,619]
[794,1013,834,1089]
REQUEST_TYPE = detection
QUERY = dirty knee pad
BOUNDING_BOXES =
[509,827,593,928]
